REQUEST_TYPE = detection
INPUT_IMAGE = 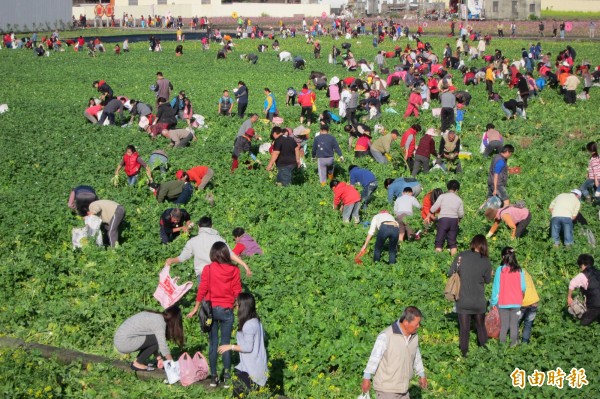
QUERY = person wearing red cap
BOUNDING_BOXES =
[232,128,258,172]
[177,166,214,190]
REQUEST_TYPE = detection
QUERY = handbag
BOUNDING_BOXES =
[178,352,209,386]
[444,256,461,301]
[485,306,501,339]
[568,297,587,319]
[164,359,180,385]
[198,266,213,333]
[153,265,193,309]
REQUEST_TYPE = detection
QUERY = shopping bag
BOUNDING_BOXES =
[153,265,193,309]
[179,352,209,386]
[485,307,501,339]
[164,360,180,384]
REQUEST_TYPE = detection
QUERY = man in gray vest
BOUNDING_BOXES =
[361,306,428,399]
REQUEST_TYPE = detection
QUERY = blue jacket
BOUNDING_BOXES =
[350,167,376,187]
[387,178,420,203]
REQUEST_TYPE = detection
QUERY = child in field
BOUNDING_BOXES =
[393,187,422,241]
[331,180,361,224]
[232,228,263,256]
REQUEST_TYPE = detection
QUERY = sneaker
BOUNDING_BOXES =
[222,372,232,389]
[210,376,219,387]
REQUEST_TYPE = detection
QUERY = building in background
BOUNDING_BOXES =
[73,0,331,21]
[0,0,71,32]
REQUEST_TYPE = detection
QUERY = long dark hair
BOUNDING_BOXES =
[501,247,521,273]
[148,306,184,347]
[470,234,489,257]
[430,188,444,204]
[210,241,232,264]
[237,292,259,331]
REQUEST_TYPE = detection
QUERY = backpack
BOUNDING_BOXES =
[444,256,461,301]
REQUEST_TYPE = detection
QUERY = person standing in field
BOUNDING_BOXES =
[361,306,428,398]
[187,242,242,388]
[235,81,249,118]
[263,88,277,122]
[448,235,492,357]
[114,145,153,186]
[267,126,300,186]
[430,180,464,255]
[487,145,514,207]
[490,247,525,347]
[312,125,343,186]
[217,292,268,398]
[154,71,173,109]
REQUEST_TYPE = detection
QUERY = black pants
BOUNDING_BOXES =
[237,103,247,118]
[441,107,454,132]
[346,107,358,127]
[564,90,576,104]
[136,334,158,364]
[233,369,258,398]
[458,313,487,357]
[581,307,600,326]
[515,213,532,238]
[486,80,493,95]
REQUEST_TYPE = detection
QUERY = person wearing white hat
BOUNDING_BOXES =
[549,189,582,247]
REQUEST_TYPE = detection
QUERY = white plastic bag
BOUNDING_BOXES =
[357,393,371,399]
[72,215,103,248]
[164,360,180,384]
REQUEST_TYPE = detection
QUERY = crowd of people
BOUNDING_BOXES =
[46,17,600,397]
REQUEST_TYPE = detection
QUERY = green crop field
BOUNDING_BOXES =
[0,33,599,398]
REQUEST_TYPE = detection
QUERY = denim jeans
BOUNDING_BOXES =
[148,153,168,173]
[580,179,599,199]
[374,223,400,264]
[520,305,538,343]
[127,175,138,186]
[551,216,574,245]
[277,164,295,186]
[207,306,234,377]
[361,181,378,209]
[174,183,194,205]
[342,202,361,222]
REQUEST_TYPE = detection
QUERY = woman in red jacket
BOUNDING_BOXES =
[188,242,242,388]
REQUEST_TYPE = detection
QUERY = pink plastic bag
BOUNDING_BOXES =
[153,265,193,309]
[179,352,209,386]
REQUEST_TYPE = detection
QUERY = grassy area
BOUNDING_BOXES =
[541,10,600,20]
